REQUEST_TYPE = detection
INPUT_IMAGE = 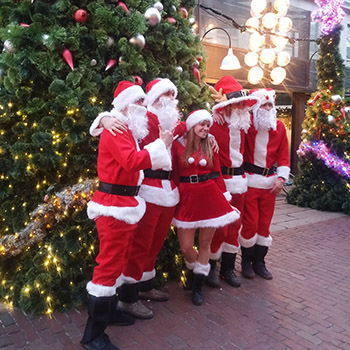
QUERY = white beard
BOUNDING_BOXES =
[217,107,251,133]
[253,107,277,131]
[148,97,181,131]
[123,104,149,141]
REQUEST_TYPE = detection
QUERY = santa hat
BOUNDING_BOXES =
[249,88,276,107]
[186,109,213,131]
[145,78,178,106]
[212,76,258,113]
[112,80,146,111]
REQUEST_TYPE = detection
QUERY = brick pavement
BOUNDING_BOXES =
[1,197,349,350]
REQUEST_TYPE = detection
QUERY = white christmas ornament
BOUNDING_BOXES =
[42,34,50,45]
[153,1,163,13]
[106,36,115,48]
[90,59,97,66]
[328,115,335,123]
[3,39,15,53]
[199,159,207,167]
[129,34,145,49]
[188,157,195,164]
[175,66,183,72]
[344,106,350,113]
[145,7,161,26]
[331,94,342,104]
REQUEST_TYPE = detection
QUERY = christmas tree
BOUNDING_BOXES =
[287,24,350,213]
[0,0,209,315]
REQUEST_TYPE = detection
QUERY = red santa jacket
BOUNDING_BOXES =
[210,121,247,195]
[87,128,171,224]
[244,119,290,189]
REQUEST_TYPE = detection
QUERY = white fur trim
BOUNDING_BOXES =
[254,130,269,166]
[146,78,178,107]
[121,274,139,284]
[86,281,117,297]
[112,85,146,111]
[239,233,258,248]
[144,138,172,170]
[193,261,210,276]
[185,260,195,270]
[186,110,213,131]
[210,245,222,260]
[89,111,111,137]
[139,184,179,207]
[172,208,240,229]
[212,96,258,113]
[87,197,146,224]
[246,173,277,189]
[140,269,156,282]
[276,166,290,180]
[223,191,232,201]
[221,242,240,254]
[224,176,248,194]
[257,235,273,247]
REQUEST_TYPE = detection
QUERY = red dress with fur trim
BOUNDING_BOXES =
[171,137,240,229]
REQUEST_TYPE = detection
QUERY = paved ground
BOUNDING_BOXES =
[0,195,349,350]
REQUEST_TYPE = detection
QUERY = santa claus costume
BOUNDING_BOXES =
[90,78,185,319]
[240,88,290,280]
[81,81,171,350]
[206,76,259,288]
[172,109,240,306]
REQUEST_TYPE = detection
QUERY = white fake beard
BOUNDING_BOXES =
[149,97,181,131]
[253,107,277,131]
[224,108,251,133]
[125,104,149,141]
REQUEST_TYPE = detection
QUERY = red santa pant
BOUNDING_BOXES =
[211,193,245,255]
[123,202,176,281]
[92,216,136,286]
[240,187,276,247]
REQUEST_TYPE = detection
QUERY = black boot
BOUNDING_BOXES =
[241,246,256,279]
[219,252,241,287]
[205,259,220,288]
[81,294,119,350]
[252,245,273,280]
[192,273,205,306]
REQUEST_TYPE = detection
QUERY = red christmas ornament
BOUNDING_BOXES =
[179,7,188,18]
[19,23,30,27]
[192,65,201,85]
[166,17,177,24]
[74,9,88,23]
[340,107,346,119]
[117,2,129,13]
[196,56,203,62]
[62,48,74,70]
[105,59,117,71]
[307,91,321,106]
[133,75,143,86]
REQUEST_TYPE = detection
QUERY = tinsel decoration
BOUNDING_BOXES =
[0,178,99,259]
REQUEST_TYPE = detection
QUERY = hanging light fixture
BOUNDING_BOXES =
[202,27,241,70]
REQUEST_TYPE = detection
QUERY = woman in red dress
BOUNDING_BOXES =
[172,110,240,305]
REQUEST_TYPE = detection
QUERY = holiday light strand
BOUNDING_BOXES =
[0,178,98,259]
[297,140,350,179]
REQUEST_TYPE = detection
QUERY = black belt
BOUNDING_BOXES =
[221,166,244,176]
[180,172,220,184]
[98,182,140,196]
[244,162,275,177]
[144,169,172,180]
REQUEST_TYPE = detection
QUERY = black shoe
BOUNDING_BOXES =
[253,262,273,280]
[241,261,255,279]
[220,270,241,287]
[109,309,134,326]
[192,291,203,306]
[81,333,119,350]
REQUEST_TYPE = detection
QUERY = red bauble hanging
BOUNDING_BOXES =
[166,17,177,24]
[192,66,201,85]
[105,59,117,71]
[62,48,74,70]
[74,9,88,23]
[133,76,143,86]
[117,2,129,13]
[179,7,188,19]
